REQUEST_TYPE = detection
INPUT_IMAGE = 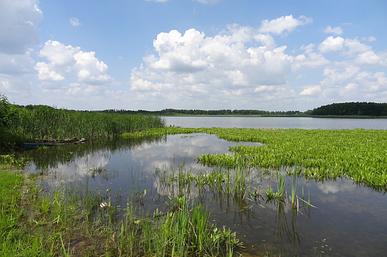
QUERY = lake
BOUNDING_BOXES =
[163,116,387,129]
[23,133,387,257]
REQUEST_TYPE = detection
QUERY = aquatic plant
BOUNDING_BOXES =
[265,175,285,202]
[111,196,241,257]
[0,171,241,257]
[122,127,200,140]
[132,127,387,190]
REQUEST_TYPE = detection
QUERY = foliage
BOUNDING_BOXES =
[8,104,164,140]
[108,108,303,116]
[308,102,387,116]
[0,95,11,127]
[108,102,387,116]
[0,154,28,169]
[0,95,164,152]
[122,127,199,139]
[0,95,23,150]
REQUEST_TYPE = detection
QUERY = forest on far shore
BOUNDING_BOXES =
[306,102,387,116]
[103,102,387,117]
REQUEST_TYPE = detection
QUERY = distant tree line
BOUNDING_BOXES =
[103,109,304,116]
[307,102,387,116]
[103,102,387,116]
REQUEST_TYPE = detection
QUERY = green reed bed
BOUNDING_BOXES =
[9,106,163,140]
[123,127,387,190]
[1,96,164,151]
[0,170,241,257]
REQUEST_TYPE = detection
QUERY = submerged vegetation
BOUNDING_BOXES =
[124,127,387,190]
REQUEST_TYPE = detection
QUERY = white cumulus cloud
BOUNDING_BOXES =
[35,40,111,85]
[259,15,311,35]
[129,23,330,109]
[319,36,370,55]
[319,36,345,52]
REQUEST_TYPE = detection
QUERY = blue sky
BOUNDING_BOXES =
[1,0,386,110]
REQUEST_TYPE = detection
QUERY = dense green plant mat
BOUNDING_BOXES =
[0,171,240,257]
[123,127,387,190]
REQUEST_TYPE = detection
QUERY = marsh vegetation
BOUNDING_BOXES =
[0,95,163,151]
[0,170,240,256]
[1,117,387,256]
[123,127,387,190]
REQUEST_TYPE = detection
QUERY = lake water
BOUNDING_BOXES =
[23,133,387,257]
[163,116,387,129]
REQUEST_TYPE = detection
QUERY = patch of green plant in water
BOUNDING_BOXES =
[126,127,387,190]
[205,128,387,190]
[109,196,241,257]
[265,173,285,201]
[121,127,201,140]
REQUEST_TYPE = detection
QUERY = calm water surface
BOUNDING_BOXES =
[163,116,387,129]
[24,134,387,257]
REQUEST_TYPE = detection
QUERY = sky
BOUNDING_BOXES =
[0,0,386,111]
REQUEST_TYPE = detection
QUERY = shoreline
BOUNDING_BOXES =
[159,114,387,119]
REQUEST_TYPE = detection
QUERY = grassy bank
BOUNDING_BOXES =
[123,127,387,190]
[0,170,241,257]
[0,96,164,151]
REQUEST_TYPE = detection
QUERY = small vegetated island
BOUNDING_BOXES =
[1,94,387,256]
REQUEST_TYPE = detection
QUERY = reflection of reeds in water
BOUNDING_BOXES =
[153,164,320,256]
[275,201,301,251]
[156,166,316,214]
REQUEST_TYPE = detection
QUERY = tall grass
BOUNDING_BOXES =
[110,196,241,257]
[1,96,164,149]
[11,105,164,140]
